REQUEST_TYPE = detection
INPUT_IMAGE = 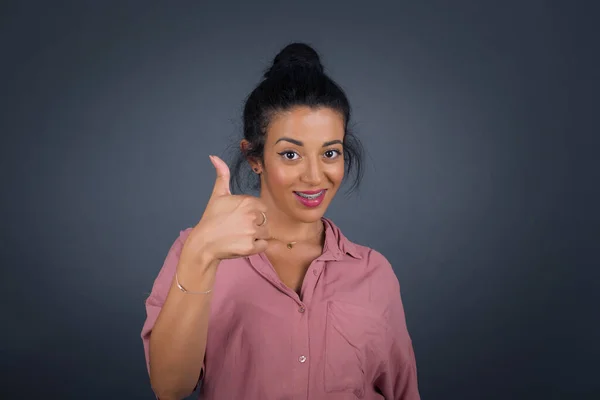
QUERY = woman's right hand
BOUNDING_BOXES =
[179,155,270,267]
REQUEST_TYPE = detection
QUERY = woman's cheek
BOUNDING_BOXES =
[328,163,345,186]
[267,163,297,187]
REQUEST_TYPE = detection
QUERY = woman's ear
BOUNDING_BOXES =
[249,158,262,174]
[240,139,262,174]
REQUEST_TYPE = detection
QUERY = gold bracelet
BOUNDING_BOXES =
[175,271,213,295]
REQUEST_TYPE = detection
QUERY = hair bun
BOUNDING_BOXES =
[264,43,324,79]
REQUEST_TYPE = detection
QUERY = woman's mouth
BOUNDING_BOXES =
[293,190,327,207]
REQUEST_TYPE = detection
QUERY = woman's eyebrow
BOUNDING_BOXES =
[275,137,343,147]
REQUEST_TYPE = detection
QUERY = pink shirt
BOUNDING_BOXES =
[141,218,420,399]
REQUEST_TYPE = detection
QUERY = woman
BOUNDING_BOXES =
[141,43,420,400]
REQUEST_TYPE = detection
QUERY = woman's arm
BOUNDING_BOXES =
[141,230,218,400]
[370,253,421,399]
[375,297,420,399]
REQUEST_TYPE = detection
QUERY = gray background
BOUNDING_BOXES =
[1,1,598,399]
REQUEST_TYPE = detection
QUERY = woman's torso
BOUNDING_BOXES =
[199,219,400,399]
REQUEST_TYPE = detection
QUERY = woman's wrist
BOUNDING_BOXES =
[176,251,220,293]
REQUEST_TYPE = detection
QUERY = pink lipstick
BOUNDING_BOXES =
[293,189,327,208]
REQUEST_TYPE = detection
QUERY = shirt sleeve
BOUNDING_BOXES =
[371,252,421,400]
[140,229,204,384]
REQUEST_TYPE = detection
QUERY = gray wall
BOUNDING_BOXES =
[2,1,598,399]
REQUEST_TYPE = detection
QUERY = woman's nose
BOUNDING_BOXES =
[301,160,323,185]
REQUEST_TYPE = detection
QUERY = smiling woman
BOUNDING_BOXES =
[248,106,347,224]
[141,43,421,400]
[231,43,364,198]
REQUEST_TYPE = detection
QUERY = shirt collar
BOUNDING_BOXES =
[320,217,363,261]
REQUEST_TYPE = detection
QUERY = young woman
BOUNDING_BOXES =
[141,43,420,400]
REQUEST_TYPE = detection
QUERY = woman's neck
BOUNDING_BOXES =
[259,196,323,243]
[269,211,323,243]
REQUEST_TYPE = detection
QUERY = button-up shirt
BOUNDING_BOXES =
[141,218,420,399]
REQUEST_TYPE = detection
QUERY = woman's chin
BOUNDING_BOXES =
[289,206,328,223]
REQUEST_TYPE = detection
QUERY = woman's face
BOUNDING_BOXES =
[251,106,346,223]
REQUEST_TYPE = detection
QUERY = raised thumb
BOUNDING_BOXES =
[209,155,231,197]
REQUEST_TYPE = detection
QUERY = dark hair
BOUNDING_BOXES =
[229,42,364,195]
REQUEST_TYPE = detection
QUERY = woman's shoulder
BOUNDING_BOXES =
[350,242,397,284]
[324,217,396,274]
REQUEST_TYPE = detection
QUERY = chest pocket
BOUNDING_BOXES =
[324,300,390,398]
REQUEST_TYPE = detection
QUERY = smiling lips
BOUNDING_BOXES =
[293,189,327,207]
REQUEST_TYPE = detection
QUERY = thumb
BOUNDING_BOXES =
[252,239,269,254]
[209,155,231,197]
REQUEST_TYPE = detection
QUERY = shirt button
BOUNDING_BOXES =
[298,306,305,313]
[312,269,318,276]
[298,355,307,363]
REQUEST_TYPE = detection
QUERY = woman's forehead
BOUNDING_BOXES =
[266,107,344,144]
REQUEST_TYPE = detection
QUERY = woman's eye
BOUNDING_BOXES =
[324,149,341,159]
[280,151,299,160]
